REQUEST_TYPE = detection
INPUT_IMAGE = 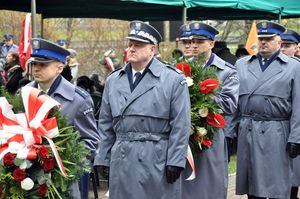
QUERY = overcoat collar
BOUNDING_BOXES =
[209,53,225,70]
[246,51,288,95]
[115,58,162,114]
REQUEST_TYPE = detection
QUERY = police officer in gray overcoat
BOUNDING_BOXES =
[179,24,193,61]
[280,28,300,199]
[0,34,19,59]
[94,21,191,199]
[180,22,239,199]
[27,38,100,199]
[235,21,300,199]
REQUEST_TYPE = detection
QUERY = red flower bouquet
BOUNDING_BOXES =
[207,113,226,128]
[0,87,90,199]
[175,53,225,155]
[199,79,219,94]
[176,62,191,77]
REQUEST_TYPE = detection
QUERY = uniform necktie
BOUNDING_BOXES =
[133,72,142,89]
[262,58,268,65]
[261,58,268,72]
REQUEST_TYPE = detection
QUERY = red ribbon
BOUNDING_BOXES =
[0,87,67,176]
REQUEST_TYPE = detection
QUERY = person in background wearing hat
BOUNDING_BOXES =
[27,38,100,199]
[235,21,300,199]
[295,43,300,59]
[235,44,250,59]
[168,24,191,65]
[280,28,300,199]
[67,48,79,83]
[213,41,237,65]
[281,29,300,57]
[99,47,121,76]
[0,34,19,60]
[181,21,239,199]
[94,20,190,199]
[178,24,193,61]
[55,39,74,82]
[56,39,67,48]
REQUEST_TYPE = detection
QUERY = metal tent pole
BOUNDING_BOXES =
[182,7,187,24]
[31,0,37,37]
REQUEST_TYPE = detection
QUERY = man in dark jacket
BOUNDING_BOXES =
[212,41,237,65]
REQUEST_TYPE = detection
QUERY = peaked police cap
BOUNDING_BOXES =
[127,20,162,45]
[30,38,70,64]
[189,22,219,40]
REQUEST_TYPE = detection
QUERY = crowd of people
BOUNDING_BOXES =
[1,19,300,199]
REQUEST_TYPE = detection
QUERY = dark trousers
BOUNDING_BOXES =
[226,137,232,162]
[79,173,90,199]
[291,187,299,199]
[248,195,266,199]
[248,194,278,199]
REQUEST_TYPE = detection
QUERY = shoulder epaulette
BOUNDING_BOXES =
[107,67,123,77]
[166,65,182,74]
[75,86,90,99]
[291,56,300,62]
[225,61,236,69]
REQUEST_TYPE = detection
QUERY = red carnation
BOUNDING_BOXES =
[13,168,26,182]
[38,184,48,197]
[43,157,55,172]
[199,79,219,94]
[176,62,191,77]
[0,186,3,197]
[38,146,49,159]
[202,137,213,148]
[207,113,225,128]
[3,153,15,165]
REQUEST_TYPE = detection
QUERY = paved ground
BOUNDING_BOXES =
[227,173,247,199]
[89,174,299,199]
[88,173,246,199]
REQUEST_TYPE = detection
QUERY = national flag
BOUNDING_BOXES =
[245,21,258,55]
[18,13,32,72]
[103,56,115,72]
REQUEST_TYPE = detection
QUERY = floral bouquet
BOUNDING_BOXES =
[175,54,225,157]
[0,87,90,199]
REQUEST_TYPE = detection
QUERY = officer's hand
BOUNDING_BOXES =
[165,166,183,184]
[98,166,109,179]
[286,142,300,159]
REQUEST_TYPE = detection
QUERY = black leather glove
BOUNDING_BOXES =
[286,142,300,159]
[98,166,109,179]
[165,166,183,184]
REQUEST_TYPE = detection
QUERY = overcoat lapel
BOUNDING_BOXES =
[115,71,131,103]
[120,72,158,114]
[248,59,283,95]
[118,58,162,115]
[248,59,261,80]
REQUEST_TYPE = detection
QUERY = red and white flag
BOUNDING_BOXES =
[18,13,32,72]
[104,56,115,72]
